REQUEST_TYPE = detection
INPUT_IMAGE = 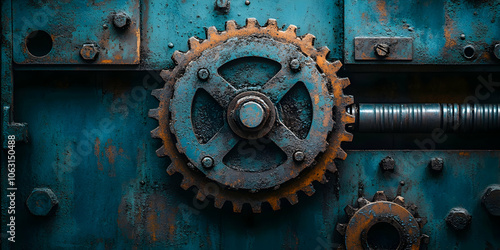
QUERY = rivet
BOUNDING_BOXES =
[293,151,305,162]
[197,68,210,80]
[460,34,466,40]
[245,0,250,5]
[202,156,214,168]
[290,58,301,71]
[168,42,174,48]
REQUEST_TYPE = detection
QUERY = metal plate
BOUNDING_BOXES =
[354,37,413,61]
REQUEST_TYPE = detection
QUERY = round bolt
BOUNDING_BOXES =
[113,12,131,29]
[103,24,108,29]
[140,180,145,185]
[26,188,58,216]
[445,207,472,230]
[168,42,174,48]
[202,156,214,168]
[493,44,500,60]
[293,151,305,162]
[374,43,390,57]
[400,181,405,186]
[80,43,99,61]
[460,34,466,40]
[482,184,500,216]
[245,0,250,5]
[197,68,210,81]
[379,156,395,171]
[239,101,265,129]
[290,58,301,71]
[429,157,444,172]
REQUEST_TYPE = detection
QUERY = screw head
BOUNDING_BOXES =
[26,188,58,216]
[429,157,444,172]
[374,43,390,57]
[482,184,500,216]
[202,156,214,168]
[293,151,305,162]
[380,156,395,171]
[80,43,99,61]
[113,12,131,29]
[446,207,472,230]
[197,68,210,80]
[140,180,145,185]
[290,59,301,71]
[494,44,500,60]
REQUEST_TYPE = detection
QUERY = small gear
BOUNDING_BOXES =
[337,191,428,249]
[149,18,354,212]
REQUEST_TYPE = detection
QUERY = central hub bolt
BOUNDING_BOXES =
[239,101,265,129]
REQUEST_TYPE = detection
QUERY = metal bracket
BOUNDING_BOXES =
[354,37,413,61]
[2,106,28,148]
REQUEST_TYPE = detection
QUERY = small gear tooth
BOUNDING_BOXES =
[342,132,354,142]
[286,193,299,205]
[206,26,218,39]
[326,161,337,173]
[225,20,237,31]
[148,109,160,120]
[156,145,167,157]
[196,190,207,201]
[373,191,388,202]
[393,196,405,206]
[214,198,225,209]
[301,184,316,196]
[302,34,316,46]
[245,18,259,28]
[180,178,193,190]
[159,70,172,82]
[344,114,355,124]
[339,78,351,89]
[250,203,262,213]
[267,199,281,211]
[329,60,342,73]
[342,95,354,106]
[232,202,243,213]
[285,24,297,36]
[344,205,357,218]
[264,18,278,30]
[172,50,184,64]
[151,89,163,101]
[188,37,201,50]
[336,149,347,160]
[166,163,176,175]
[317,46,330,58]
[150,126,160,138]
[357,197,370,207]
[336,223,347,235]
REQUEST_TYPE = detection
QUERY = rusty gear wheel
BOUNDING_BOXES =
[337,191,428,249]
[149,18,354,213]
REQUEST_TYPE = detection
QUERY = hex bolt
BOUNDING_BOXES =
[494,44,500,60]
[113,12,131,29]
[429,157,444,172]
[379,156,395,171]
[445,207,472,230]
[293,151,305,162]
[482,184,500,216]
[374,43,390,57]
[26,188,58,216]
[215,0,230,12]
[290,58,301,71]
[197,68,210,81]
[80,43,99,61]
[202,156,214,168]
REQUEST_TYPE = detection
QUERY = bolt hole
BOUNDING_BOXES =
[463,45,475,60]
[26,30,52,57]
[367,222,401,249]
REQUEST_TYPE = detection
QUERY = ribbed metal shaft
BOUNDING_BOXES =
[351,103,500,132]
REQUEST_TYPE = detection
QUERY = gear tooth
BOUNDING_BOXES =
[180,177,193,190]
[393,196,405,206]
[357,197,370,207]
[317,46,330,58]
[285,24,297,36]
[286,193,299,205]
[160,70,172,81]
[336,149,347,160]
[267,199,281,211]
[302,184,316,196]
[302,34,316,46]
[344,113,355,124]
[172,50,184,64]
[148,109,160,120]
[150,126,160,138]
[373,191,388,202]
[196,190,207,201]
[250,203,262,213]
[344,205,357,218]
[214,198,225,209]
[264,18,278,30]
[319,175,328,184]
[188,37,201,50]
[206,26,218,39]
[339,78,351,88]
[225,20,237,31]
[329,60,342,73]
[232,202,243,213]
[342,94,354,105]
[156,145,167,157]
[166,163,176,175]
[245,18,259,28]
[151,89,163,101]
[343,132,354,142]
[336,223,347,235]
[326,161,337,173]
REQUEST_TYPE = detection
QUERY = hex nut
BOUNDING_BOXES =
[482,184,500,216]
[26,188,58,216]
[80,43,99,61]
[379,156,395,171]
[113,12,131,29]
[429,157,444,172]
[445,207,472,230]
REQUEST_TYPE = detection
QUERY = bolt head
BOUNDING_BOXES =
[197,68,210,80]
[245,0,250,5]
[113,12,131,29]
[202,156,214,168]
[293,151,305,162]
[446,207,472,230]
[482,184,500,216]
[26,188,58,216]
[239,101,265,129]
[429,157,444,172]
[290,59,301,71]
[460,34,466,40]
[374,43,390,57]
[168,42,174,48]
[494,44,500,60]
[380,156,395,171]
[80,44,99,61]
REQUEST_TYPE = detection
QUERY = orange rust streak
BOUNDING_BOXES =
[444,10,457,48]
[376,0,388,23]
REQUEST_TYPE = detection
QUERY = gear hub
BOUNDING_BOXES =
[149,18,354,212]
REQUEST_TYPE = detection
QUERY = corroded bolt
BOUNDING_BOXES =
[429,157,444,172]
[202,156,214,168]
[445,207,472,230]
[113,12,131,29]
[197,68,210,80]
[293,151,305,162]
[290,58,301,71]
[494,44,500,60]
[80,43,99,61]
[482,184,500,216]
[379,156,395,171]
[374,43,390,57]
[26,188,58,216]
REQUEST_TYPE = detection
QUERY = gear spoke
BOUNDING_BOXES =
[261,68,302,103]
[201,73,239,108]
[266,120,302,154]
[197,122,240,164]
